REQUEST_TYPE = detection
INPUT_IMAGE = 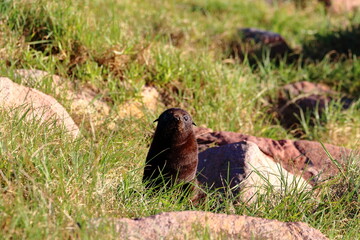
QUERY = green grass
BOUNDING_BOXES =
[0,0,360,239]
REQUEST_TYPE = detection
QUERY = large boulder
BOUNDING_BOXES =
[197,141,310,202]
[195,127,352,184]
[14,69,111,127]
[14,69,162,125]
[96,211,328,240]
[0,77,80,138]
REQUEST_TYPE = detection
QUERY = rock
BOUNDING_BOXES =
[277,81,352,129]
[117,86,161,118]
[231,28,293,62]
[280,81,334,97]
[14,69,111,127]
[0,77,80,138]
[195,128,352,184]
[96,211,328,240]
[240,28,288,47]
[15,69,162,125]
[197,141,310,202]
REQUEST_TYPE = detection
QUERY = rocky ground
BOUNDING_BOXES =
[1,67,358,239]
[1,0,360,239]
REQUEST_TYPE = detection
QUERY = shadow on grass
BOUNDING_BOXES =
[302,24,360,61]
[228,24,360,66]
[5,4,64,54]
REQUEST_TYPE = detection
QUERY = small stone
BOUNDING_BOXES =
[231,28,293,62]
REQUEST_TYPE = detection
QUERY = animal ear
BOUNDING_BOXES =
[192,121,196,126]
[153,118,159,123]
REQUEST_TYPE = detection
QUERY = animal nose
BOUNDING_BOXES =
[174,115,181,122]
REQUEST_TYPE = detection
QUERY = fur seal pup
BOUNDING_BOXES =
[143,108,198,191]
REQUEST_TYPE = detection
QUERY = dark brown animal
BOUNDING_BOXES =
[143,108,198,191]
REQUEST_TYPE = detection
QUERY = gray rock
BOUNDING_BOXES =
[197,141,310,202]
[195,127,353,185]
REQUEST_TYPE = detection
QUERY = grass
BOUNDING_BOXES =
[0,0,359,239]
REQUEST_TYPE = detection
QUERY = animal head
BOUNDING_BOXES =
[154,108,196,139]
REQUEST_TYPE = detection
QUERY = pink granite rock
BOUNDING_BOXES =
[14,69,111,127]
[195,127,352,184]
[0,77,80,138]
[99,211,328,240]
[197,141,310,202]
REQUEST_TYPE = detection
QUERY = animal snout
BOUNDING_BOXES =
[173,115,181,122]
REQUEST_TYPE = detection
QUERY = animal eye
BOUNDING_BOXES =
[183,115,189,121]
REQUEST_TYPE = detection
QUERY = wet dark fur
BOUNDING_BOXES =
[143,108,198,191]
